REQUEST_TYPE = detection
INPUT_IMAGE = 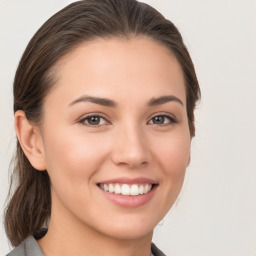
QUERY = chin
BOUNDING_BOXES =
[103,226,154,241]
[93,214,159,241]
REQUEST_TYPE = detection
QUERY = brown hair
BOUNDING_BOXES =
[5,0,200,246]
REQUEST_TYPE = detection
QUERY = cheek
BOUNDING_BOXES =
[157,131,190,173]
[154,128,191,199]
[42,129,110,185]
[147,128,191,221]
[41,129,113,214]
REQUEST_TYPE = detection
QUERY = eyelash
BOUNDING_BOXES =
[78,114,177,127]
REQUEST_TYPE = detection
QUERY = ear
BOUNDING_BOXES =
[14,110,46,171]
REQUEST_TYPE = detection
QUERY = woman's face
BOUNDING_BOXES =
[39,37,191,240]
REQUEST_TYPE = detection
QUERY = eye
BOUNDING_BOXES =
[78,115,109,126]
[148,115,177,125]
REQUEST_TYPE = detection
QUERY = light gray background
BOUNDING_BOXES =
[0,0,255,255]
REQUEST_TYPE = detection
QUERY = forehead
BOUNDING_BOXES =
[46,37,186,107]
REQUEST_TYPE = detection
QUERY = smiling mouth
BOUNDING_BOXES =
[98,183,155,196]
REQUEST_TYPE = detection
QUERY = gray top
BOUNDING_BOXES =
[6,236,44,256]
[7,231,166,256]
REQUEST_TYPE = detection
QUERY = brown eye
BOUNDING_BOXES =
[87,116,101,125]
[79,115,108,126]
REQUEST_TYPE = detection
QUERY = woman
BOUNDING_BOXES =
[5,0,200,255]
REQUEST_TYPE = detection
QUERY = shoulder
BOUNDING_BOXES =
[6,236,44,256]
[151,243,166,256]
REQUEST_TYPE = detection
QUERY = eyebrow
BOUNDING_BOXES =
[69,95,183,107]
[148,95,184,106]
[69,96,116,107]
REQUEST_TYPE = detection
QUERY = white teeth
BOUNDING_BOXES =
[99,183,153,196]
[130,184,139,196]
[103,184,108,191]
[121,184,130,195]
[144,184,149,193]
[109,183,115,193]
[139,185,144,194]
[114,184,121,194]
[144,184,152,193]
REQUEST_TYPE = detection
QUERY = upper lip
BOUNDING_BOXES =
[97,177,158,185]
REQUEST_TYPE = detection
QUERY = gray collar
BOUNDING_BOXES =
[7,233,165,256]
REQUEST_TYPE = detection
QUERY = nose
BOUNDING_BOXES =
[111,123,150,168]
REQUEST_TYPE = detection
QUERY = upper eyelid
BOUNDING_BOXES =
[148,115,176,124]
[78,112,110,122]
[148,112,177,121]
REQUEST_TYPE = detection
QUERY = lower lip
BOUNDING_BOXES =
[99,185,157,208]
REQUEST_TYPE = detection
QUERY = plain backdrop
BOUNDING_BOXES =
[0,0,255,255]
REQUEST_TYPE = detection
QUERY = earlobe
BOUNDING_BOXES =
[14,110,46,171]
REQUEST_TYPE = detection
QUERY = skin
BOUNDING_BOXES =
[15,37,191,256]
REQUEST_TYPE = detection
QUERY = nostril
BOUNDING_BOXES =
[110,131,150,167]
